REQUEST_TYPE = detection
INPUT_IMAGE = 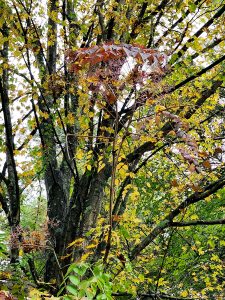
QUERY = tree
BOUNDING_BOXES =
[1,0,225,298]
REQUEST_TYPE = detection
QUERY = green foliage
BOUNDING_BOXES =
[60,262,112,300]
[0,231,8,258]
[1,0,225,299]
[20,196,46,231]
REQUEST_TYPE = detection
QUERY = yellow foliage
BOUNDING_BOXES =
[67,238,85,248]
[86,164,92,171]
[180,290,188,297]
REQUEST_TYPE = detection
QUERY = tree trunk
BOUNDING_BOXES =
[0,20,20,263]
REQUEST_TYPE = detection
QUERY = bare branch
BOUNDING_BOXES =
[171,3,225,63]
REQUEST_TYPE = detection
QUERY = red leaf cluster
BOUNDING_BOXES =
[66,42,167,73]
[66,43,167,104]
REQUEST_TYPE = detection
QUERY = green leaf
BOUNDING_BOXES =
[78,289,86,298]
[57,286,65,296]
[189,3,197,12]
[68,263,89,276]
[86,288,96,299]
[79,279,90,290]
[66,285,78,296]
[93,266,102,277]
[69,275,80,286]
[63,296,73,300]
[76,263,89,276]
[66,263,77,276]
[119,225,130,238]
[101,273,111,285]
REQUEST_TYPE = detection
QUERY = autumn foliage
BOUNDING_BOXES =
[66,43,167,103]
[1,0,225,299]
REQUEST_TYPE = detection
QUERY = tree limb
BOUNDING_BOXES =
[170,218,225,227]
[0,193,11,224]
[154,0,203,47]
[171,3,225,63]
[129,175,225,260]
[170,54,225,93]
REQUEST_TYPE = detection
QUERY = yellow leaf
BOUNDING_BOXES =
[146,98,155,105]
[118,168,127,177]
[61,253,72,260]
[29,288,42,299]
[40,111,49,119]
[138,274,145,282]
[67,113,75,125]
[131,285,137,293]
[86,243,98,249]
[158,277,167,287]
[76,150,84,160]
[98,162,105,172]
[155,114,161,127]
[115,178,119,186]
[129,172,135,178]
[193,276,198,282]
[89,111,95,118]
[211,254,220,262]
[198,248,204,255]
[190,214,198,220]
[180,290,188,297]
[168,130,176,137]
[67,238,85,248]
[0,271,11,279]
[155,105,166,112]
[87,164,92,171]
[81,251,93,261]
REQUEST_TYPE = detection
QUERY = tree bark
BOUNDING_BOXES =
[0,22,20,263]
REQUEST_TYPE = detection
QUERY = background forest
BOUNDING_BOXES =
[0,0,225,299]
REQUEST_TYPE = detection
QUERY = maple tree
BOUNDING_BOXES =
[0,0,225,299]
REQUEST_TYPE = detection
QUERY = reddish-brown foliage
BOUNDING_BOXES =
[66,42,167,72]
[0,291,16,300]
[66,43,167,104]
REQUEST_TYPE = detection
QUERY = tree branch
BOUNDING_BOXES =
[0,21,20,230]
[190,37,225,61]
[170,54,225,93]
[170,218,225,227]
[119,58,224,137]
[154,0,203,48]
[129,175,225,260]
[167,175,225,222]
[129,2,148,41]
[47,0,58,74]
[106,0,121,40]
[16,127,38,151]
[184,79,223,118]
[124,77,222,166]
[144,0,170,20]
[171,3,225,63]
[0,193,11,224]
